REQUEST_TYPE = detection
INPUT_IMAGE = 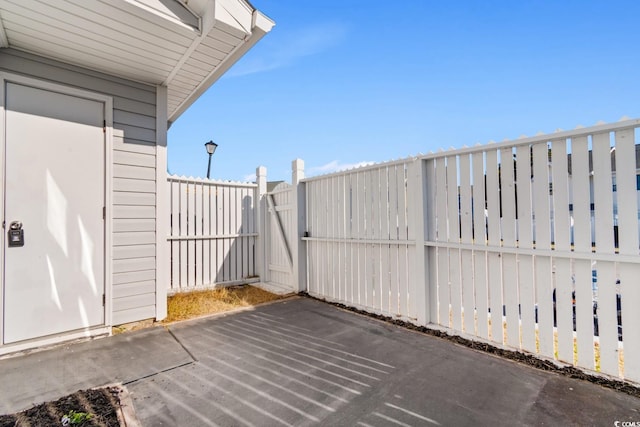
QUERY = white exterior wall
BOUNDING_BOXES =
[0,49,159,325]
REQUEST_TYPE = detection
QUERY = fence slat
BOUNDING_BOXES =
[571,136,592,251]
[337,175,346,302]
[551,139,573,363]
[371,169,381,311]
[597,261,619,376]
[397,166,410,317]
[216,185,224,284]
[194,183,203,287]
[532,142,553,357]
[307,182,317,295]
[170,180,180,290]
[472,152,489,339]
[620,262,640,382]
[486,149,503,343]
[459,154,474,334]
[435,157,449,326]
[615,129,639,255]
[515,145,536,353]
[575,258,595,370]
[592,132,615,254]
[357,172,367,307]
[590,134,617,374]
[500,147,519,348]
[388,166,399,315]
[179,181,189,288]
[446,156,462,330]
[202,185,211,285]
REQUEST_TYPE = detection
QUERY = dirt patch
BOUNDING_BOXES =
[163,285,286,323]
[301,292,640,400]
[0,387,121,427]
[111,285,286,334]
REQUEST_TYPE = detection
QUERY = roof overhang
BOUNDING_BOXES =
[0,0,274,124]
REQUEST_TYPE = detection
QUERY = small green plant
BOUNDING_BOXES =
[61,410,93,426]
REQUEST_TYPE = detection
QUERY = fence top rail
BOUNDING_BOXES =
[167,174,258,188]
[418,118,640,160]
[301,156,418,183]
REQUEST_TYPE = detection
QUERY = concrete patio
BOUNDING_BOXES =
[1,297,639,426]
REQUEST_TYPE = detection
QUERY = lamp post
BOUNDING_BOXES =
[204,140,217,179]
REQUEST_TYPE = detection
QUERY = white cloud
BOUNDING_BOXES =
[243,173,257,182]
[228,22,348,77]
[308,160,375,176]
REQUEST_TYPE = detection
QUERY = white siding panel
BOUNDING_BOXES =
[114,97,156,117]
[112,305,156,325]
[113,218,156,233]
[0,48,159,331]
[112,293,156,312]
[113,136,156,155]
[113,270,156,286]
[113,281,156,299]
[114,245,156,260]
[114,192,156,206]
[114,164,156,180]
[114,110,156,130]
[114,205,156,219]
[118,123,156,142]
[114,257,156,274]
[113,178,156,193]
[114,231,156,247]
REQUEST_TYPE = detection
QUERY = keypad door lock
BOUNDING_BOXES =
[8,221,24,247]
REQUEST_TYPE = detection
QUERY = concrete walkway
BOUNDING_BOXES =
[1,297,639,426]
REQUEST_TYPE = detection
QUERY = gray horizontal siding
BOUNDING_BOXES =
[0,49,158,326]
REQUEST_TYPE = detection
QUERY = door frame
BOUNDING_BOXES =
[0,72,114,352]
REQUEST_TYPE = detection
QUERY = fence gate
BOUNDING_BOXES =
[264,182,297,293]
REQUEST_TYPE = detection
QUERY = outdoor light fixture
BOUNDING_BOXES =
[204,140,218,179]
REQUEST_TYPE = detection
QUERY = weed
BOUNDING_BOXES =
[61,410,93,426]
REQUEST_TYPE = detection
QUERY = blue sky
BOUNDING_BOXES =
[168,1,640,182]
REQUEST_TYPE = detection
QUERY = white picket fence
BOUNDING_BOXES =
[305,159,422,321]
[167,175,258,293]
[165,118,640,385]
[300,118,640,384]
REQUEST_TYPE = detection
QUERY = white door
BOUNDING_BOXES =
[3,82,105,344]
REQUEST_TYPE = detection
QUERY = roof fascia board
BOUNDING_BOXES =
[168,9,272,123]
[252,9,275,33]
[217,0,253,33]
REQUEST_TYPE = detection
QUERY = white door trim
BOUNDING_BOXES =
[0,72,113,351]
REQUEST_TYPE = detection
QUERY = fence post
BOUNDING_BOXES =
[292,159,307,292]
[255,166,268,283]
[407,158,430,325]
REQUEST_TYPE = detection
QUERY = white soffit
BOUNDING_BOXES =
[0,0,274,122]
